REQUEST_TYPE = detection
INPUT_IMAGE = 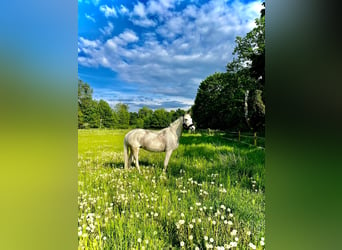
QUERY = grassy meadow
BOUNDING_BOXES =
[78,129,265,249]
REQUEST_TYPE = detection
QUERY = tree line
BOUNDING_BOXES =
[78,80,186,129]
[192,2,265,133]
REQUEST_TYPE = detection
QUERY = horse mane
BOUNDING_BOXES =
[169,116,183,127]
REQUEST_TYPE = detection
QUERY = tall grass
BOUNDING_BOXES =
[78,129,265,249]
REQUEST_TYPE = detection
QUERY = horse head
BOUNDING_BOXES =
[183,114,195,131]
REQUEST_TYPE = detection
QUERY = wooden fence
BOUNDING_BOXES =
[199,129,265,149]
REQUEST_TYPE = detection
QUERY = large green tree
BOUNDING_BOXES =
[193,73,227,129]
[227,2,265,131]
[193,73,247,130]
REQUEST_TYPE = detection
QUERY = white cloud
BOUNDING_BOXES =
[79,37,100,48]
[85,13,96,23]
[99,22,114,36]
[133,1,146,17]
[119,4,129,15]
[131,18,157,28]
[119,30,139,43]
[99,5,117,18]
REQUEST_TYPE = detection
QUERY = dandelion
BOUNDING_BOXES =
[154,212,158,217]
[195,247,200,250]
[145,239,149,244]
[212,220,216,225]
[248,243,256,249]
[189,223,194,229]
[190,206,193,210]
[235,237,239,242]
[181,213,185,217]
[210,238,214,243]
[229,213,233,218]
[178,219,185,225]
[138,238,142,243]
[204,236,208,241]
[260,240,265,246]
[206,243,213,249]
[103,236,107,241]
[189,235,193,240]
[230,241,237,247]
[180,241,185,247]
[196,202,201,206]
[246,231,251,236]
[230,229,237,236]
[192,218,196,223]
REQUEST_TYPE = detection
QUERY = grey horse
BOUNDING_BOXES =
[123,114,195,173]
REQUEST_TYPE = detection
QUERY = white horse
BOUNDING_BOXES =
[124,114,195,173]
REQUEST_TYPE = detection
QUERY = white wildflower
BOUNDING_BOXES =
[248,243,256,249]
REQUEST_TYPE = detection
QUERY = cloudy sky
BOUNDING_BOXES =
[78,0,263,112]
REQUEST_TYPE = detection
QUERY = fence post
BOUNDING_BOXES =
[254,132,257,146]
[238,131,240,141]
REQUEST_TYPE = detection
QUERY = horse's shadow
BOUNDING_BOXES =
[103,161,124,169]
[103,159,162,170]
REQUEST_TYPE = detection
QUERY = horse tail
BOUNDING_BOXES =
[124,137,129,169]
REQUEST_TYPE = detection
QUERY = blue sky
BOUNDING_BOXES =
[78,0,263,112]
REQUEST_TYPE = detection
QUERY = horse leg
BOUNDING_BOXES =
[128,146,133,168]
[132,147,141,173]
[163,150,173,172]
[124,140,129,169]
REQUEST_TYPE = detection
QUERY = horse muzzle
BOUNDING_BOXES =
[183,123,195,130]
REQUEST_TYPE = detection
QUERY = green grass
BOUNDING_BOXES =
[78,129,265,249]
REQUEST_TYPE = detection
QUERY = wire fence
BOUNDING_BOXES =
[196,128,265,149]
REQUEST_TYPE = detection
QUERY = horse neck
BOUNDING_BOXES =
[169,117,183,139]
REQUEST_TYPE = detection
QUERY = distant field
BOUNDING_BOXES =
[78,129,265,249]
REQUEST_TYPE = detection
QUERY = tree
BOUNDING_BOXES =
[150,109,170,128]
[138,106,153,128]
[98,99,115,128]
[225,2,265,132]
[78,80,100,128]
[192,73,228,129]
[115,103,130,128]
[129,112,139,127]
